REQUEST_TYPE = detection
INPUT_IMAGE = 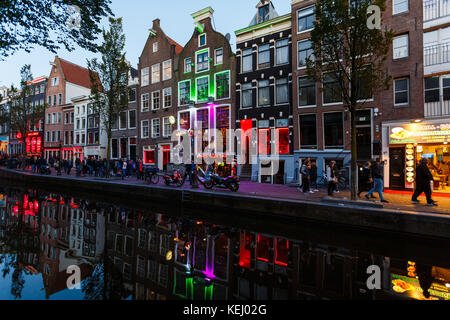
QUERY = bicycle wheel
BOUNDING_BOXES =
[151,173,160,184]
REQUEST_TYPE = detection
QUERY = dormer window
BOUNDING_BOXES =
[258,4,270,24]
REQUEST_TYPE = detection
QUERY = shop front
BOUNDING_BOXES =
[25,132,43,158]
[0,136,8,154]
[384,119,450,193]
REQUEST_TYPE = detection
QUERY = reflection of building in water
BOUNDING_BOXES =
[106,207,138,299]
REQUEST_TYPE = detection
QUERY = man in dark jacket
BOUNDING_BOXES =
[365,158,388,203]
[412,158,437,206]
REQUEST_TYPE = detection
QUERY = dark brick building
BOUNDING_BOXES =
[138,19,182,168]
[175,7,236,173]
[235,0,293,184]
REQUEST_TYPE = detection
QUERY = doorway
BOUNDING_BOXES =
[389,147,405,190]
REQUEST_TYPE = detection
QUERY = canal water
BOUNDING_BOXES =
[0,183,449,301]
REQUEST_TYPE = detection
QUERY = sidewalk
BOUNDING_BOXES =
[12,167,450,216]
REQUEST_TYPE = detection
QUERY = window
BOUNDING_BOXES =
[58,94,62,105]
[148,260,157,282]
[151,64,160,83]
[137,256,145,277]
[215,71,230,100]
[53,95,56,106]
[163,117,171,137]
[215,48,223,65]
[444,75,450,101]
[276,39,289,65]
[393,34,409,59]
[162,60,172,81]
[199,34,206,47]
[52,77,59,86]
[298,7,315,33]
[48,96,51,105]
[299,114,317,149]
[324,112,344,149]
[152,91,160,110]
[393,0,409,15]
[112,139,118,158]
[323,72,342,104]
[152,118,160,138]
[299,76,316,107]
[241,83,253,109]
[47,114,51,124]
[129,88,136,102]
[298,40,314,68]
[424,77,439,103]
[138,230,147,248]
[119,111,127,129]
[141,93,150,112]
[153,42,158,53]
[276,78,289,104]
[163,88,172,108]
[197,77,209,102]
[141,67,149,86]
[242,48,253,73]
[356,67,374,101]
[179,81,191,105]
[141,120,149,138]
[185,58,192,73]
[196,50,209,73]
[258,80,270,106]
[258,44,270,69]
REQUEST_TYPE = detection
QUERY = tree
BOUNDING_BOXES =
[306,0,394,200]
[0,0,112,58]
[6,65,46,161]
[87,18,129,178]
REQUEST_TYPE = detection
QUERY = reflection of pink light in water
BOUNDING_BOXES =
[202,269,216,280]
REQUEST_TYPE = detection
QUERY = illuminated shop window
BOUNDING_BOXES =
[258,129,271,155]
[216,106,230,153]
[238,232,252,269]
[275,238,289,266]
[179,112,191,130]
[256,235,270,262]
[277,128,289,155]
[144,149,155,164]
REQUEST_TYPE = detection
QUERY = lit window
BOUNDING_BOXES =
[215,71,230,100]
[179,81,191,106]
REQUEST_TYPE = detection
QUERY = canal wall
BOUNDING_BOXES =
[1,167,449,240]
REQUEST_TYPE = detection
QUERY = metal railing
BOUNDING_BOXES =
[424,0,450,22]
[424,42,450,67]
[425,99,450,117]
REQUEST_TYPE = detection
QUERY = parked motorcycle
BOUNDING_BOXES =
[201,173,240,192]
[39,164,51,175]
[163,169,185,187]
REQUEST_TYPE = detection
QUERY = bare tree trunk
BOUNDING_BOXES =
[350,107,358,201]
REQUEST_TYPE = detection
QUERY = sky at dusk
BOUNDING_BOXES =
[0,0,291,88]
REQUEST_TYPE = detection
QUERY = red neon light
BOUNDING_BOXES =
[16,132,22,139]
[274,238,289,267]
[27,132,40,137]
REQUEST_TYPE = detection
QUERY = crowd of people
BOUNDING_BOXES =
[0,151,440,207]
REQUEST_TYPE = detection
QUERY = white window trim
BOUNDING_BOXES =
[394,77,410,106]
[257,43,271,70]
[240,83,253,109]
[178,80,191,106]
[119,111,127,131]
[184,57,193,73]
[322,73,343,106]
[196,76,210,103]
[241,48,254,73]
[393,34,409,60]
[141,93,150,112]
[195,48,210,74]
[322,111,345,150]
[297,6,315,35]
[214,48,224,65]
[128,109,137,129]
[274,78,289,106]
[141,67,150,87]
[151,118,160,138]
[162,60,172,81]
[198,33,207,47]
[163,87,172,109]
[141,120,149,139]
[392,0,409,15]
[297,39,312,70]
[151,64,160,84]
[151,90,160,110]
[162,117,171,137]
[275,38,290,66]
[257,80,271,108]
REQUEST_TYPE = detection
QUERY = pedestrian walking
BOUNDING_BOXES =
[327,161,338,196]
[412,158,437,207]
[358,161,375,198]
[365,158,389,203]
[121,159,127,180]
[299,159,312,194]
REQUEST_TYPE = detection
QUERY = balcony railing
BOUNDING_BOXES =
[425,99,450,117]
[424,42,450,67]
[424,0,450,22]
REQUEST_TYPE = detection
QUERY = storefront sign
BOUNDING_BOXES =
[391,273,449,300]
[389,122,450,144]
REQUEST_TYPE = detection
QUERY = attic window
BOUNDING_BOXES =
[153,42,158,53]
[258,5,270,24]
[199,34,206,47]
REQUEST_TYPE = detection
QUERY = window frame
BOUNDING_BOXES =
[394,77,410,106]
[196,49,210,74]
[141,120,149,139]
[297,6,315,34]
[178,80,191,106]
[214,70,231,101]
[393,34,409,60]
[196,76,210,103]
